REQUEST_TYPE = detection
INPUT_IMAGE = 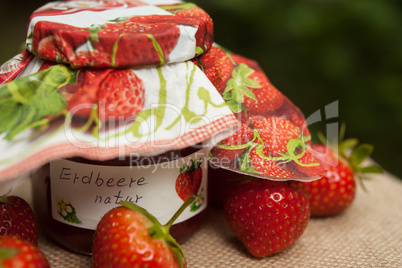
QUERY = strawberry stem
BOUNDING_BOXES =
[0,196,13,206]
[164,194,196,229]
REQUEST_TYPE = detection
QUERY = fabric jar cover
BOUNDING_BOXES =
[26,0,213,68]
[0,50,238,193]
[0,1,325,193]
[198,44,325,181]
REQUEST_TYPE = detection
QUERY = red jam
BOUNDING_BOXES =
[31,146,208,255]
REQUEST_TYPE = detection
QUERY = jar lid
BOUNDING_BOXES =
[0,50,238,190]
[26,0,213,68]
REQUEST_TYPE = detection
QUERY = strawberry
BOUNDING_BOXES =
[59,68,145,122]
[295,148,325,177]
[250,115,300,154]
[36,35,69,63]
[0,196,38,246]
[157,3,214,55]
[194,45,284,113]
[230,53,261,71]
[175,159,203,202]
[33,21,90,63]
[210,122,254,163]
[97,69,145,121]
[174,5,214,54]
[0,235,50,268]
[227,57,284,114]
[224,177,310,258]
[92,198,195,267]
[72,50,112,68]
[60,69,109,118]
[274,97,311,139]
[302,144,355,216]
[301,129,382,216]
[245,115,323,178]
[93,15,181,67]
[248,146,301,178]
[193,45,234,93]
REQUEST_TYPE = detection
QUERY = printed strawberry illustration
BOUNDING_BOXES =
[175,159,203,202]
[224,177,310,257]
[247,146,301,178]
[0,50,34,86]
[195,44,284,114]
[210,122,254,163]
[250,115,301,154]
[73,50,112,67]
[32,20,90,63]
[98,68,145,121]
[225,64,284,114]
[60,68,145,122]
[160,3,214,54]
[245,71,284,113]
[0,196,38,246]
[208,108,323,179]
[0,235,50,268]
[192,45,234,93]
[92,15,181,67]
[275,97,311,138]
[197,44,325,179]
[92,197,196,267]
[60,68,106,118]
[301,127,382,216]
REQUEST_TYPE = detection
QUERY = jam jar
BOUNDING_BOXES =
[31,146,208,255]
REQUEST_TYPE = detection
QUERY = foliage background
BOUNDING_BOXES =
[0,0,401,178]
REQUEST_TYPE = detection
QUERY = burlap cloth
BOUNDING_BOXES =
[11,171,402,267]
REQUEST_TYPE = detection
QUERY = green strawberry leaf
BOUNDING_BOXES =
[240,83,258,101]
[238,146,260,173]
[56,53,64,63]
[340,138,359,151]
[0,65,75,140]
[359,165,383,174]
[61,205,82,224]
[242,77,260,89]
[350,143,373,166]
[222,91,232,101]
[109,16,128,23]
[190,199,202,212]
[89,24,105,43]
[225,99,243,113]
[195,46,205,56]
[223,63,259,105]
[237,63,254,79]
[231,83,245,103]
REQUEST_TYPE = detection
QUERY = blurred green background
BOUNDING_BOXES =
[1,0,401,178]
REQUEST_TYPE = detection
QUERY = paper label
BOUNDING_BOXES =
[49,149,207,230]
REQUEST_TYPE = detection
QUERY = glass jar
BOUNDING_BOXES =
[31,146,208,255]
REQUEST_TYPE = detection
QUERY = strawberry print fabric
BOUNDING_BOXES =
[26,0,213,68]
[196,44,325,181]
[0,51,238,186]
